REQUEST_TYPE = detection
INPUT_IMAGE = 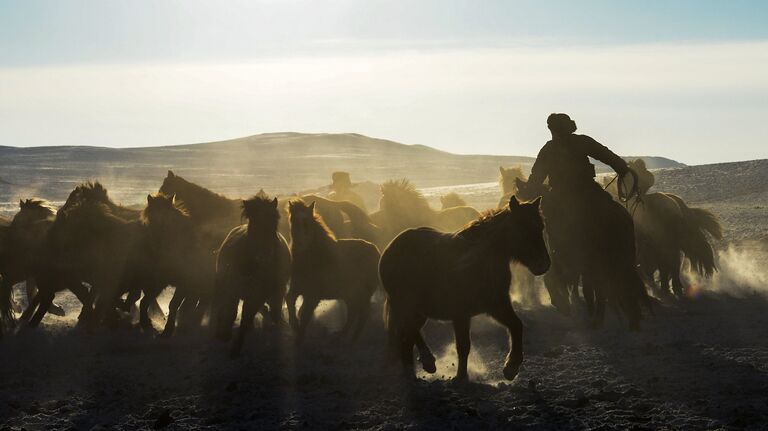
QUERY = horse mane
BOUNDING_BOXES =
[290,199,337,242]
[61,181,139,221]
[159,171,240,220]
[18,198,56,217]
[241,193,280,235]
[161,172,234,205]
[454,207,507,240]
[140,193,189,225]
[380,179,433,215]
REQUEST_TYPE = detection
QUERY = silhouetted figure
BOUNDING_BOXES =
[328,171,366,211]
[517,113,647,328]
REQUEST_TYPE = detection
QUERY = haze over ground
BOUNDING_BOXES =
[1,1,767,164]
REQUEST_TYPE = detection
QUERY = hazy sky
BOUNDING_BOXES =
[1,0,767,164]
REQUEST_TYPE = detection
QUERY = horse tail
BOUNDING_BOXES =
[667,194,723,240]
[667,194,721,277]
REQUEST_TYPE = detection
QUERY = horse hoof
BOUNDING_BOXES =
[419,355,437,374]
[46,303,65,317]
[503,361,522,381]
[451,373,469,383]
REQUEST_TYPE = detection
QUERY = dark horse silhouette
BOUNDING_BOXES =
[214,194,290,356]
[21,182,142,328]
[123,193,216,336]
[0,199,57,336]
[287,200,380,343]
[380,196,550,381]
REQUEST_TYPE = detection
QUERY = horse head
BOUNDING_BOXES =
[242,194,279,235]
[507,195,550,276]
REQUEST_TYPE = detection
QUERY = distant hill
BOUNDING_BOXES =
[0,132,685,212]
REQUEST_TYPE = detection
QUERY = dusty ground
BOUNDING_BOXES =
[1,158,766,430]
[1,283,768,430]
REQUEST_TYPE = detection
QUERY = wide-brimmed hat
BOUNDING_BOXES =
[331,171,354,189]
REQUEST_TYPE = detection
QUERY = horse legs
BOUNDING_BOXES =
[285,286,299,331]
[670,254,685,297]
[230,291,268,357]
[69,282,93,325]
[19,291,40,324]
[139,293,156,333]
[413,329,436,374]
[488,298,524,381]
[28,290,55,328]
[160,289,185,337]
[215,293,239,342]
[267,287,285,325]
[349,298,371,343]
[452,317,472,381]
[296,296,319,344]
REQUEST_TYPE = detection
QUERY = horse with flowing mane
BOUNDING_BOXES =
[371,179,480,247]
[610,160,722,297]
[21,182,142,328]
[158,171,243,246]
[380,196,550,381]
[214,193,290,355]
[0,199,59,335]
[120,193,216,336]
[287,200,380,343]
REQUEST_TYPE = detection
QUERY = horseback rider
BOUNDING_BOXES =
[520,113,645,328]
[524,113,636,248]
[328,171,366,211]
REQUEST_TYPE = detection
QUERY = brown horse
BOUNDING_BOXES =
[380,196,549,381]
[124,193,217,336]
[287,200,380,343]
[1,199,59,335]
[371,179,480,247]
[22,183,142,328]
[214,194,290,355]
[613,160,722,296]
[159,171,243,246]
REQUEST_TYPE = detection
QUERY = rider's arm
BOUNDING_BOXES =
[527,143,551,186]
[583,135,629,176]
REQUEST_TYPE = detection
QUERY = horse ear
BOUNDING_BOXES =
[499,166,505,175]
[509,195,520,209]
[309,201,316,212]
[19,199,24,208]
[167,170,175,178]
[272,197,278,208]
[147,194,153,203]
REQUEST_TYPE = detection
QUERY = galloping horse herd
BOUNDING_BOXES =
[0,163,721,382]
